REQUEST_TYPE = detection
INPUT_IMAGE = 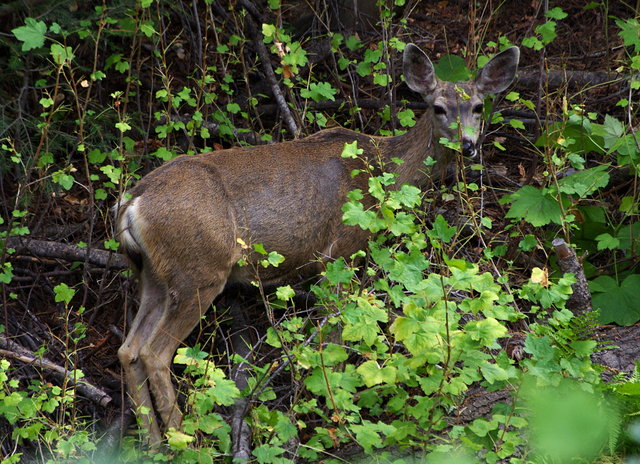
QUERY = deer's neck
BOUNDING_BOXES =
[381,111,448,188]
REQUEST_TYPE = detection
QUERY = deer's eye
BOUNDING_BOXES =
[473,103,484,114]
[433,105,446,115]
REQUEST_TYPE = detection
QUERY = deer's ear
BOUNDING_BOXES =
[475,46,520,95]
[403,44,438,95]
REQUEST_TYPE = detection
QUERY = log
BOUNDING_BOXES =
[6,237,128,270]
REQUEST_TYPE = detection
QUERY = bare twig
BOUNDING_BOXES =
[241,6,299,137]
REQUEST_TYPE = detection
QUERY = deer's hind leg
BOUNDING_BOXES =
[118,268,167,444]
[138,280,225,432]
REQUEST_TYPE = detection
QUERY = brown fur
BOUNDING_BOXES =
[114,44,519,444]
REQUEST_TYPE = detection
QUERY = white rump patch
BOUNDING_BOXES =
[116,197,144,256]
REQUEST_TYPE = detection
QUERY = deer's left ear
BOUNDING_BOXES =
[475,46,520,95]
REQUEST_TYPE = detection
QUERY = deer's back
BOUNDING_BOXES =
[122,127,378,284]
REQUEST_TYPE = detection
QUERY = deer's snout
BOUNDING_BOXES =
[462,139,478,158]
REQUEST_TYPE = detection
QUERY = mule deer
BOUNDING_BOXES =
[115,44,519,443]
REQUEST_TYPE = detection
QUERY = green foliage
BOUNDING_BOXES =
[221,158,606,463]
[2,3,639,464]
[522,7,567,50]
[300,82,337,102]
[434,54,472,82]
[12,18,47,51]
[522,377,612,462]
[591,275,640,325]
[502,185,564,227]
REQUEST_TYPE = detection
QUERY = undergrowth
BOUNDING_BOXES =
[1,1,640,463]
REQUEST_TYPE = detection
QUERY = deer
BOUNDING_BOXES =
[114,43,519,444]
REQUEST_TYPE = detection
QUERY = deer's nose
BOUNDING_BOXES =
[462,140,478,158]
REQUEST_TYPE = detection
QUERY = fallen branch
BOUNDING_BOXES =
[516,70,621,89]
[0,335,112,407]
[5,237,128,270]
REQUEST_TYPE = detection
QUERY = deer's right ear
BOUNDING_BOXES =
[403,44,438,95]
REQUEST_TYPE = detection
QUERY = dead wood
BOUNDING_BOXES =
[230,300,254,463]
[241,2,300,137]
[0,335,112,407]
[553,238,593,315]
[6,237,128,270]
[516,70,622,89]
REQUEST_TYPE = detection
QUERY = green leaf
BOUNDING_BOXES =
[253,243,267,255]
[324,257,354,285]
[50,43,74,65]
[115,121,131,133]
[545,7,567,20]
[345,35,361,51]
[598,114,624,149]
[275,285,295,301]
[54,283,75,305]
[88,149,107,164]
[524,335,557,361]
[595,233,620,251]
[570,340,597,358]
[510,119,526,130]
[104,238,119,251]
[300,82,337,102]
[266,251,285,267]
[464,317,507,346]
[557,165,609,197]
[480,362,511,384]
[341,140,363,159]
[39,97,54,108]
[536,21,557,45]
[12,18,47,51]
[52,170,74,190]
[226,102,241,114]
[397,108,416,128]
[350,420,396,453]
[253,444,286,464]
[388,184,421,208]
[519,234,538,251]
[592,274,640,325]
[617,222,640,254]
[99,165,121,184]
[152,146,176,161]
[502,185,563,227]
[434,54,472,82]
[139,20,156,38]
[166,430,195,450]
[342,200,382,232]
[617,18,640,53]
[208,371,241,405]
[619,196,637,214]
[321,344,348,365]
[522,35,544,51]
[468,418,499,437]
[0,263,15,284]
[356,360,396,387]
[373,73,389,86]
[429,214,456,243]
